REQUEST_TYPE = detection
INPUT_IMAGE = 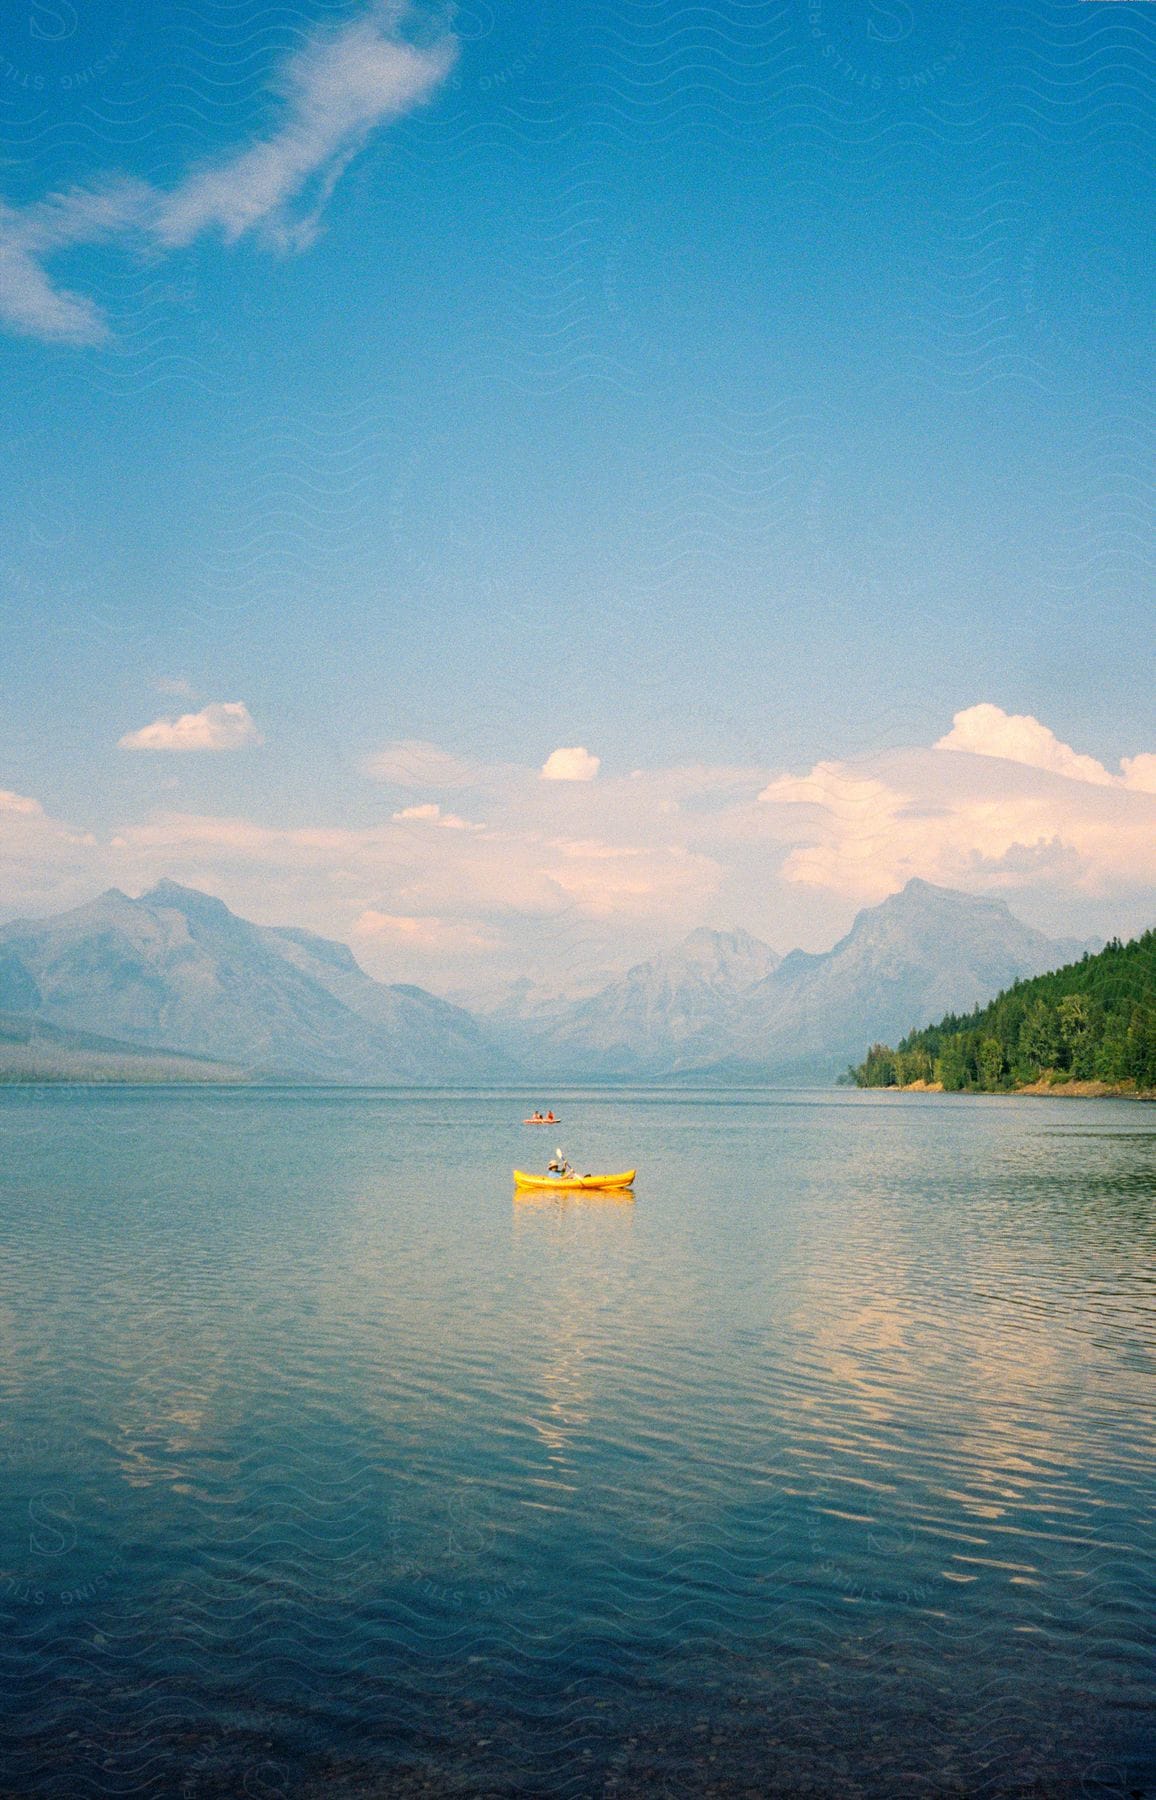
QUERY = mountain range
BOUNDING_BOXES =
[0,877,1093,1084]
[0,879,505,1083]
[484,927,783,1076]
[486,880,1091,1081]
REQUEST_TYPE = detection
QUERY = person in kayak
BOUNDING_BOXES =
[547,1151,593,1179]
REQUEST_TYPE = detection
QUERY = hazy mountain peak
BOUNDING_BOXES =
[892,877,1005,912]
[679,924,778,959]
[265,924,363,975]
[724,881,1091,1080]
[0,876,1099,1087]
[0,882,506,1083]
[508,881,1094,1082]
[845,880,1075,960]
[618,924,781,993]
[495,921,783,1075]
[139,879,236,923]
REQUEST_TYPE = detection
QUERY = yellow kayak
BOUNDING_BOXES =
[513,1169,636,1192]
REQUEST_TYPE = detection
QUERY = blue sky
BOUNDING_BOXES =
[1,0,1153,991]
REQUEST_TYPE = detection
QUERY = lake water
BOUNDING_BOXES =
[0,1087,1153,1797]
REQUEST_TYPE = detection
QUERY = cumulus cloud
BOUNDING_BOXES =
[936,704,1156,797]
[760,708,1156,905]
[1121,753,1156,794]
[541,746,600,782]
[119,701,263,752]
[936,703,1114,785]
[0,6,456,345]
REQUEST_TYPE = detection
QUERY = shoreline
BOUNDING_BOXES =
[891,1077,1154,1101]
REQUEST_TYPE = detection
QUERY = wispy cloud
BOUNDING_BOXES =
[0,789,46,818]
[0,785,98,920]
[0,5,456,345]
[154,9,455,251]
[119,701,263,752]
[0,184,147,345]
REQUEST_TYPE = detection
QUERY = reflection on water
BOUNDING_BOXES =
[513,1180,635,1484]
[512,1188,636,1206]
[0,1087,1152,1797]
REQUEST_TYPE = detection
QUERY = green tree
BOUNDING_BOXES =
[1057,993,1091,1077]
[937,1038,970,1092]
[1095,1014,1129,1083]
[851,930,1154,1094]
[977,1036,1004,1090]
[1020,999,1061,1075]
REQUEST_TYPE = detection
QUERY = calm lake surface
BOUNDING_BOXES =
[0,1087,1153,1798]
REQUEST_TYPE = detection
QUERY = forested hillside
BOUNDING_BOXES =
[851,930,1155,1094]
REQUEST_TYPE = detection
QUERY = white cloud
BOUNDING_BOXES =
[0,7,456,345]
[1121,753,1156,794]
[0,789,45,817]
[0,227,106,346]
[0,786,98,919]
[3,709,1152,994]
[392,802,482,830]
[541,746,600,782]
[356,909,427,936]
[936,703,1156,798]
[759,709,1156,905]
[0,184,146,345]
[935,703,1114,785]
[153,10,455,250]
[119,701,263,753]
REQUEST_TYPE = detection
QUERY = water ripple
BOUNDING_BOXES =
[0,1086,1151,1795]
